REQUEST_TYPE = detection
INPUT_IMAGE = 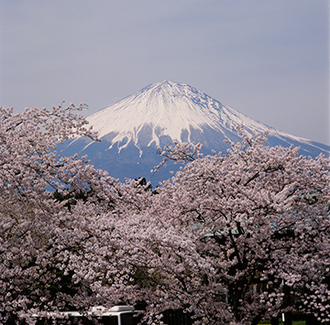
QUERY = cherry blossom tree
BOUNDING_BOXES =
[1,104,329,325]
[0,104,152,324]
[129,133,329,324]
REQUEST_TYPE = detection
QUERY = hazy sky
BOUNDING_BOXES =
[1,0,329,144]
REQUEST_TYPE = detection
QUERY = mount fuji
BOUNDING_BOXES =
[59,81,329,185]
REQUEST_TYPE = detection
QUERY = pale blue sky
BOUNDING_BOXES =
[0,0,329,144]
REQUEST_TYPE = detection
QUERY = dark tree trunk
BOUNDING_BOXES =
[305,313,321,325]
[271,316,279,325]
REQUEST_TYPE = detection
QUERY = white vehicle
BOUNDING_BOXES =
[34,305,145,325]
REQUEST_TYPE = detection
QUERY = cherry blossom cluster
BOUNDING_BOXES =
[0,106,329,325]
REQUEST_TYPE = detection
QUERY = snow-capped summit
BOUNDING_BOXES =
[88,80,233,150]
[87,80,227,144]
[59,81,329,184]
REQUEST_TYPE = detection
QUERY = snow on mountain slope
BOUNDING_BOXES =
[59,80,329,184]
[86,80,317,153]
